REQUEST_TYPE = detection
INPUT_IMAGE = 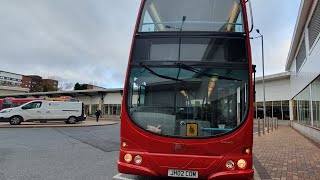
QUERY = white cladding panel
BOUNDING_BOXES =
[77,96,100,105]
[290,50,320,98]
[104,93,122,104]
[289,13,320,98]
[0,72,22,80]
[255,78,291,102]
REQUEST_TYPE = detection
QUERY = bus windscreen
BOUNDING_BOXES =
[127,65,249,138]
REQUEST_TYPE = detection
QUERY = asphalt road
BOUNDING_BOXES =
[0,124,259,180]
[0,124,121,180]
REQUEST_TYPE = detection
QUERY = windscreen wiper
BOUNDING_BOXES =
[140,62,186,82]
[175,62,242,81]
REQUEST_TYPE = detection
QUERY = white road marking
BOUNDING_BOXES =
[112,173,134,180]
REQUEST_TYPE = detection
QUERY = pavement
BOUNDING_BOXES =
[253,126,320,180]
[0,117,119,128]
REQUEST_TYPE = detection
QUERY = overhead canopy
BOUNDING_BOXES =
[0,89,124,98]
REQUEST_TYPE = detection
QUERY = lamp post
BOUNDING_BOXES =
[256,29,267,134]
[251,29,266,134]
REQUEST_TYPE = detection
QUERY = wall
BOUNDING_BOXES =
[293,122,320,144]
[255,78,291,102]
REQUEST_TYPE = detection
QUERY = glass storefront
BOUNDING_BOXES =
[254,100,290,120]
[104,104,121,115]
[255,102,263,119]
[272,101,282,119]
[311,76,320,128]
[282,101,290,120]
[293,75,320,128]
[91,105,99,114]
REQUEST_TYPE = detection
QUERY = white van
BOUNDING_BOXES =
[0,100,86,125]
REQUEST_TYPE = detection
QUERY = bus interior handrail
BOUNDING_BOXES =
[142,21,243,25]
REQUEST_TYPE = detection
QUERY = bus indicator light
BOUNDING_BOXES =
[124,154,132,163]
[243,147,251,155]
[122,142,128,148]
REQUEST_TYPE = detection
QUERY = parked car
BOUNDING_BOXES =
[0,100,86,125]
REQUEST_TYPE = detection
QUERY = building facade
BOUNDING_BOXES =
[28,75,43,92]
[21,76,32,89]
[285,0,320,142]
[0,71,59,93]
[254,72,291,121]
[42,79,58,91]
[0,71,23,88]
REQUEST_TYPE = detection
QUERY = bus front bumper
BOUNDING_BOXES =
[118,161,253,180]
[118,161,158,176]
[208,169,254,180]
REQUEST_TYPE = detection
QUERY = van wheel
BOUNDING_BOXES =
[67,116,77,124]
[10,116,22,125]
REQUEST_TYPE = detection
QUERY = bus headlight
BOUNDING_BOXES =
[134,155,142,164]
[237,159,247,169]
[226,160,235,169]
[124,154,132,163]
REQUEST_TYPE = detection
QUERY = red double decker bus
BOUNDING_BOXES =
[0,99,3,111]
[119,0,254,179]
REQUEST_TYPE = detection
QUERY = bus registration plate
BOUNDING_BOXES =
[168,169,198,178]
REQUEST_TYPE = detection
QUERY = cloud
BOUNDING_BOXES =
[0,0,301,87]
[250,0,301,76]
[0,0,140,88]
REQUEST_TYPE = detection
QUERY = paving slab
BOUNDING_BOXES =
[253,126,320,180]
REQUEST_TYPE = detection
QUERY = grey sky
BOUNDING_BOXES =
[0,0,300,88]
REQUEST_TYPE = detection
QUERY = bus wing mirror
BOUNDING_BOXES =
[246,0,254,33]
[252,64,256,102]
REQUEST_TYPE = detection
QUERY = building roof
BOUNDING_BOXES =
[0,70,24,77]
[285,0,314,71]
[28,75,42,79]
[255,72,290,83]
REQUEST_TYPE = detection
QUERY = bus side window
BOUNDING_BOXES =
[138,85,146,106]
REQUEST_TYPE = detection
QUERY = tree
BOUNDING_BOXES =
[42,84,56,92]
[47,76,72,91]
[74,83,87,90]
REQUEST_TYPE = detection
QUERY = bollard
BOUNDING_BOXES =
[267,117,270,133]
[262,117,265,135]
[258,118,261,136]
[274,118,276,130]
